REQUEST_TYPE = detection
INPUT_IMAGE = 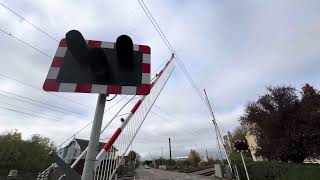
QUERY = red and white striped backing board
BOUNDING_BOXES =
[43,39,151,95]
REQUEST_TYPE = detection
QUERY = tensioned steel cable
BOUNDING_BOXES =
[137,0,208,107]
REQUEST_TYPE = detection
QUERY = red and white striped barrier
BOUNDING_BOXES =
[95,54,174,164]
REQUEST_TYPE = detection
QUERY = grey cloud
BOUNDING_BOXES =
[0,0,319,159]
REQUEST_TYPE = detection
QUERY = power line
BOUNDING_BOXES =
[0,30,129,147]
[0,2,59,42]
[104,95,127,112]
[57,96,133,148]
[123,96,202,139]
[2,1,205,109]
[57,67,161,147]
[0,73,90,108]
[0,22,89,109]
[0,2,210,152]
[0,93,71,116]
[0,89,86,117]
[0,106,60,122]
[137,0,208,106]
[138,0,204,98]
[0,3,91,108]
[150,111,200,138]
[0,101,61,121]
[57,121,93,148]
[0,28,52,58]
[0,93,132,143]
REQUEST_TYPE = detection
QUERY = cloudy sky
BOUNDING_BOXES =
[0,0,320,159]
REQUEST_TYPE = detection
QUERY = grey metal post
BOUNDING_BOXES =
[81,94,106,180]
[162,146,164,165]
[240,152,250,180]
[169,137,172,160]
[234,164,240,180]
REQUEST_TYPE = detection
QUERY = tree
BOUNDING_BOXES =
[0,130,23,169]
[0,130,54,172]
[127,150,140,167]
[232,127,246,141]
[297,84,320,160]
[240,84,320,163]
[188,149,200,167]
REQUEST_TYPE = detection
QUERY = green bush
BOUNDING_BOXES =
[235,161,320,180]
[0,131,54,173]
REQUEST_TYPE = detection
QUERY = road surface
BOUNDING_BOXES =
[135,167,216,180]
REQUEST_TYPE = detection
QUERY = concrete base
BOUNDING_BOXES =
[214,164,223,178]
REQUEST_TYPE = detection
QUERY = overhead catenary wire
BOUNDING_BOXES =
[150,111,201,138]
[0,28,93,109]
[1,2,213,167]
[151,105,208,134]
[1,1,206,111]
[0,1,207,120]
[0,93,72,116]
[0,73,90,108]
[56,96,130,148]
[137,0,202,98]
[0,1,167,100]
[0,5,91,108]
[57,66,164,148]
[0,106,60,122]
[0,101,62,121]
[0,28,52,58]
[0,2,59,42]
[124,96,202,139]
[137,0,208,107]
[0,89,86,117]
[0,4,190,170]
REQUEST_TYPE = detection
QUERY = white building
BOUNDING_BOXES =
[57,138,116,164]
[174,156,188,161]
[245,124,264,162]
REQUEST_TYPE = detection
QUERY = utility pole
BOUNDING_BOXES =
[168,137,172,160]
[162,146,164,165]
[203,89,232,171]
[206,149,209,160]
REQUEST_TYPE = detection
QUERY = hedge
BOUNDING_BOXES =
[235,161,320,180]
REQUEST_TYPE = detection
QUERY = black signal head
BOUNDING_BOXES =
[66,30,89,65]
[116,35,134,68]
[88,48,109,81]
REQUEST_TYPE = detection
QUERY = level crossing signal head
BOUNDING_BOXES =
[66,30,109,80]
[43,30,151,95]
[116,35,134,68]
[233,140,249,153]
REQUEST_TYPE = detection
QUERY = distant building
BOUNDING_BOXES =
[57,138,114,164]
[303,158,320,164]
[245,123,263,161]
[174,156,188,161]
[56,138,117,174]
